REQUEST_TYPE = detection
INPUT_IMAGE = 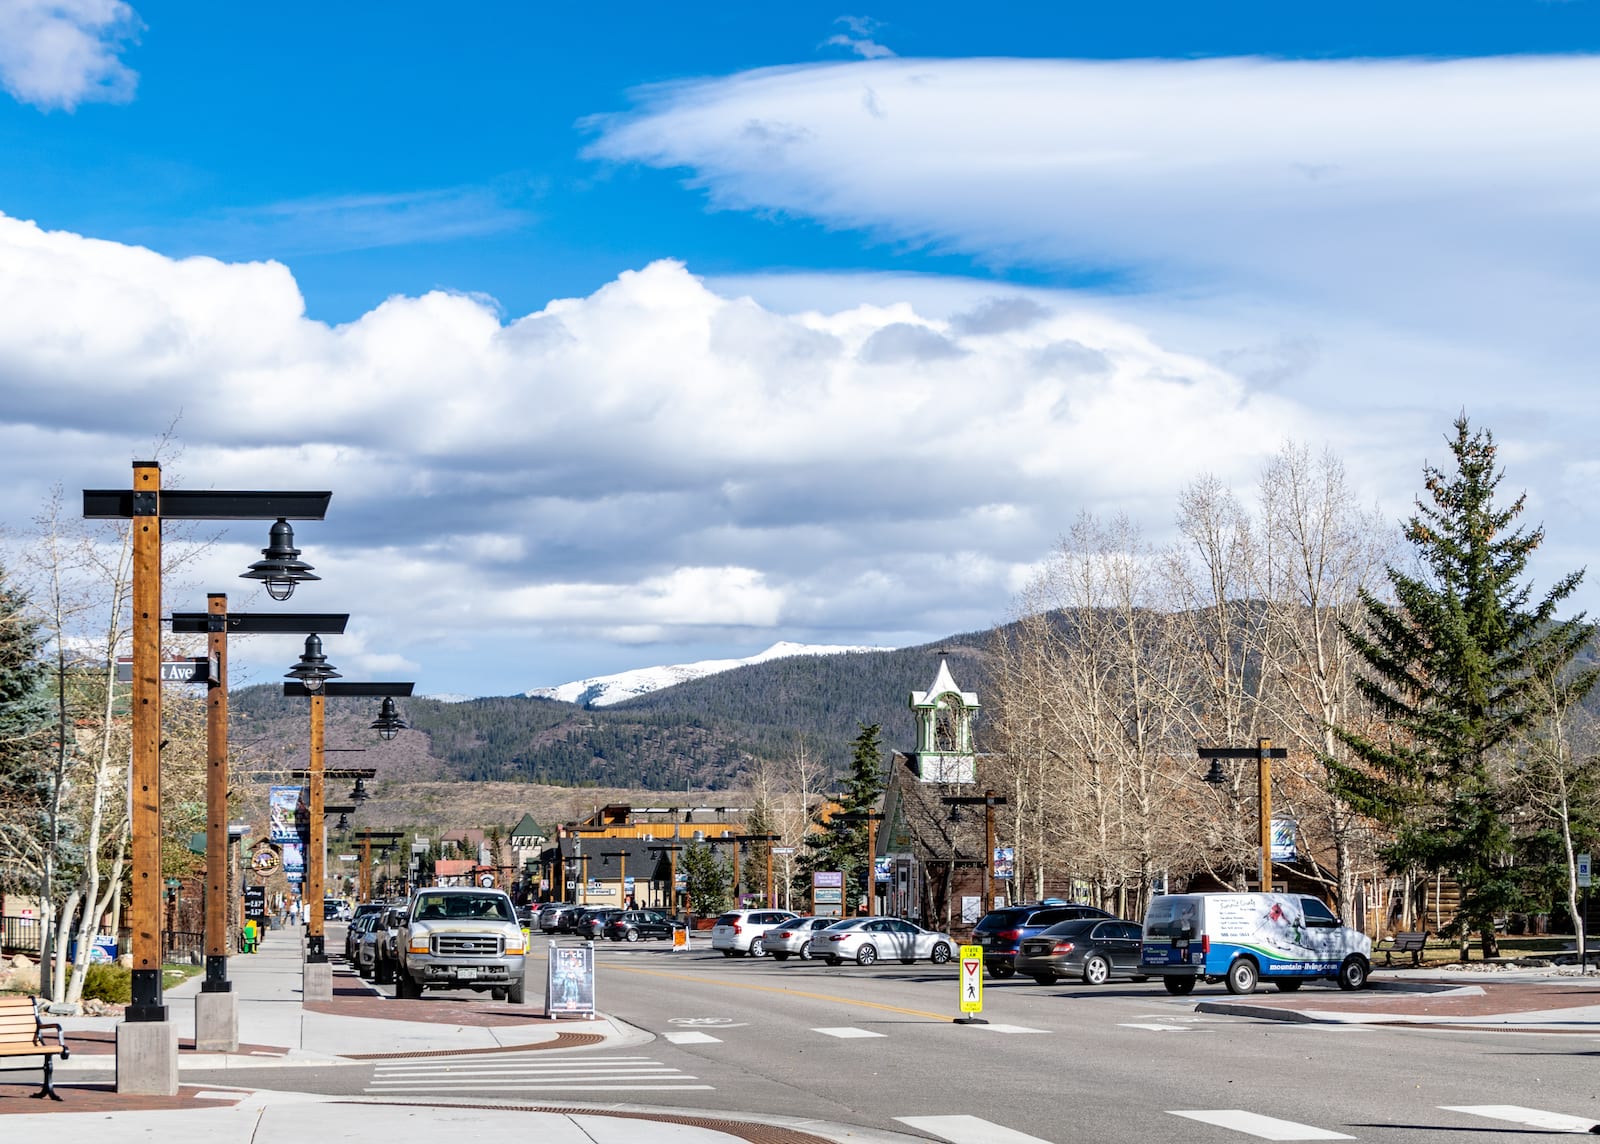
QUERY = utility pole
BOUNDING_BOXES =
[1200,739,1287,893]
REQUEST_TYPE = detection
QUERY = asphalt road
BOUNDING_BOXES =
[93,937,1600,1141]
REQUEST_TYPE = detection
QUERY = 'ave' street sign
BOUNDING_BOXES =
[114,656,216,684]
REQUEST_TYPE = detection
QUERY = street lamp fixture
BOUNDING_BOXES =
[285,633,340,691]
[940,791,1007,915]
[350,776,371,802]
[370,696,406,741]
[1197,739,1288,893]
[241,518,320,601]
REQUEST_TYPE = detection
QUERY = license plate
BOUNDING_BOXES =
[456,968,477,980]
[979,936,991,945]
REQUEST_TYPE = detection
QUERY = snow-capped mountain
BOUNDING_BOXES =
[526,641,890,707]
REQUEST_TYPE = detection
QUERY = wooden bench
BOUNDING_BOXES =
[0,994,70,1100]
[1374,930,1429,967]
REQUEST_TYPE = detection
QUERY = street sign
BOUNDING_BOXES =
[114,655,215,683]
[957,944,985,1023]
[1579,853,1592,889]
[772,847,796,855]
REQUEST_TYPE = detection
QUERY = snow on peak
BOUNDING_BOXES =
[526,641,889,707]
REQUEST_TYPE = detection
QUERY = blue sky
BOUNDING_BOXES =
[1,2,1598,697]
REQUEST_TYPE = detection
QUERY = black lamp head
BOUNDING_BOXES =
[285,632,340,691]
[1202,759,1229,786]
[371,696,407,741]
[335,812,351,831]
[241,518,320,601]
[946,802,963,825]
[350,776,370,802]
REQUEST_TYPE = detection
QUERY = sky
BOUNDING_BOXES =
[1,1,1599,699]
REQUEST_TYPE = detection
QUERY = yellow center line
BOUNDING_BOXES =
[593,960,955,1022]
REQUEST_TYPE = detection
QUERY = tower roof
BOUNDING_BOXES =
[910,656,979,710]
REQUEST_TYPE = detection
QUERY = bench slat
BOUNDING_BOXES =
[0,1044,65,1057]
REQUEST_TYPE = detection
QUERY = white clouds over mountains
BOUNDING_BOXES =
[0,210,1315,693]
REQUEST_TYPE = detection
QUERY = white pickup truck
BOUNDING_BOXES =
[395,886,529,1003]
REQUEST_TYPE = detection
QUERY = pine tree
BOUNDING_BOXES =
[797,724,886,912]
[1336,417,1597,958]
[0,563,52,893]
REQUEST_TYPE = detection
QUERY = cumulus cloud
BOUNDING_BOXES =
[0,0,140,111]
[0,210,1334,694]
[824,15,895,59]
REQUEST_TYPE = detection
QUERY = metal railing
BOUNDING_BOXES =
[1,914,42,954]
[163,928,204,965]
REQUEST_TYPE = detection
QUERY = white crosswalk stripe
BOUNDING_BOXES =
[896,1114,1056,1144]
[364,1052,712,1093]
[663,1031,722,1044]
[1169,1110,1353,1140]
[1119,1022,1191,1031]
[968,1023,1049,1034]
[813,1026,886,1038]
[1442,1105,1600,1133]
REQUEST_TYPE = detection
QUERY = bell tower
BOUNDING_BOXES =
[910,655,979,783]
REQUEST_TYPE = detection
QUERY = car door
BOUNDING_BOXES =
[1107,922,1142,972]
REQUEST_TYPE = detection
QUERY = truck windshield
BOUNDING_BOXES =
[414,894,513,921]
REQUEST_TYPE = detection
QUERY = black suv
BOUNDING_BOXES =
[973,901,1112,977]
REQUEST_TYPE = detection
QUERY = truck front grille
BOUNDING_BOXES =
[433,934,504,957]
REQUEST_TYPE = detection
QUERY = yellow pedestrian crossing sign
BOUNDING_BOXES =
[958,944,984,1019]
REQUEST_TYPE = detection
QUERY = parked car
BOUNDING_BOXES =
[539,903,580,933]
[1015,917,1147,985]
[344,909,380,962]
[1139,892,1372,995]
[572,907,622,940]
[362,905,407,984]
[765,916,839,961]
[710,909,799,957]
[972,901,1112,978]
[817,916,955,966]
[604,909,675,942]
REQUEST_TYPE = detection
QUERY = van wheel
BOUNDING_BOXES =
[1163,975,1196,995]
[1275,979,1304,992]
[1337,955,1369,991]
[1082,955,1111,986]
[1225,958,1259,995]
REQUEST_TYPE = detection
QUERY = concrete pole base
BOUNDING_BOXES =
[116,1021,179,1095]
[303,959,333,1001]
[194,989,239,1052]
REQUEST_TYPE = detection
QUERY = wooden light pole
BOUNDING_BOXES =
[602,851,629,906]
[1200,739,1288,892]
[737,834,780,908]
[83,466,329,1094]
[940,792,1008,915]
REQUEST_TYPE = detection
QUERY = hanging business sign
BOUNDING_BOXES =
[269,786,308,843]
[282,842,305,884]
[244,886,267,922]
[545,942,596,1019]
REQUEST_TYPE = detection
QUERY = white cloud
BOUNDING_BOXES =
[0,0,140,111]
[0,209,1360,693]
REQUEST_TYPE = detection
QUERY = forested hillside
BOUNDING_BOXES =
[228,632,993,791]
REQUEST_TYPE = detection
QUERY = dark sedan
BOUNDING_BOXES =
[1015,917,1147,985]
[604,909,675,942]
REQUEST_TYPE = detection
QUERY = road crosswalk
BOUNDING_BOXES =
[900,1104,1600,1143]
[363,1051,711,1094]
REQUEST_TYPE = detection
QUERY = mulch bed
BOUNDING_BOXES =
[0,1082,247,1114]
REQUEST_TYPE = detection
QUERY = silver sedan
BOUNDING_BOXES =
[817,916,956,966]
[766,916,840,961]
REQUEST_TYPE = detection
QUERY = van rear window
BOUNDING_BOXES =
[1142,897,1184,939]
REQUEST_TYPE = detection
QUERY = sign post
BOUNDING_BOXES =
[955,944,987,1025]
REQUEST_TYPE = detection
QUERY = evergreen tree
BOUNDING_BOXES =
[0,563,51,893]
[1336,417,1597,958]
[797,723,886,912]
[680,839,731,917]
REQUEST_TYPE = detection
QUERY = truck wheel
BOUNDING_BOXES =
[507,976,526,1004]
[1225,958,1259,995]
[1337,955,1369,991]
[395,973,417,999]
[1163,975,1197,995]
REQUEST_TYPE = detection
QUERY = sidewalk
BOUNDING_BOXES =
[1,927,879,1144]
[1196,966,1600,1030]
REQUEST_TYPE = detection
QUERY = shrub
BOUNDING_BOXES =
[80,964,131,1004]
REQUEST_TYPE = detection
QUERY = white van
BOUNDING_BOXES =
[1139,892,1372,995]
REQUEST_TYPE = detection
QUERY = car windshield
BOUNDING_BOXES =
[973,909,1026,932]
[1038,919,1096,938]
[414,893,513,921]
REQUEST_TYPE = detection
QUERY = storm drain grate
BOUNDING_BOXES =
[345,1031,604,1060]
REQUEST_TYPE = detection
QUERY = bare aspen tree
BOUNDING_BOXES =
[1254,444,1392,919]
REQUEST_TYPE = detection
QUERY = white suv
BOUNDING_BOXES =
[710,909,798,958]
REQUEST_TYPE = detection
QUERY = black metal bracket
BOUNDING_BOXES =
[201,955,231,992]
[125,969,167,1023]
